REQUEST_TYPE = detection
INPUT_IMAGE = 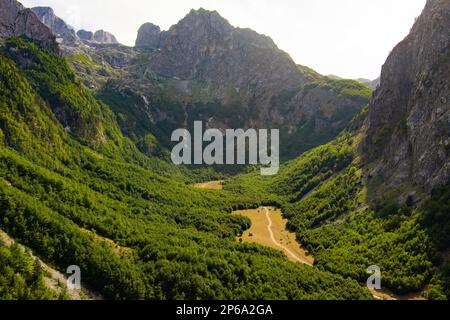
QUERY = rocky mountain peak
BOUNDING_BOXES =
[31,5,53,15]
[31,6,78,45]
[145,7,299,88]
[135,23,161,49]
[0,0,58,52]
[180,8,233,33]
[93,29,118,44]
[77,29,93,41]
[186,8,227,21]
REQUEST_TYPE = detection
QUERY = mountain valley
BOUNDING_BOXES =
[0,0,448,301]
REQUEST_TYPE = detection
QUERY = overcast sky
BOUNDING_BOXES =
[21,0,426,79]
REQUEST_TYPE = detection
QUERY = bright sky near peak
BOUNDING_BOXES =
[21,0,427,80]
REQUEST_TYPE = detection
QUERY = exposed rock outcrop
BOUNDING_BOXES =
[135,23,161,49]
[93,29,118,44]
[0,0,57,52]
[31,6,78,45]
[119,9,369,159]
[77,29,93,41]
[146,8,302,94]
[363,0,450,192]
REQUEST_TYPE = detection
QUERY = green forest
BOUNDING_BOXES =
[0,37,371,300]
[225,134,450,299]
[0,37,448,300]
[0,241,63,300]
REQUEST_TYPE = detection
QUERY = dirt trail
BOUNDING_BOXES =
[0,229,101,300]
[263,207,313,266]
[195,182,427,300]
[233,207,314,266]
[370,288,426,301]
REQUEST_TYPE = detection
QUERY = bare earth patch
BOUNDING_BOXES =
[233,207,314,266]
[0,229,101,300]
[193,180,224,190]
[370,288,426,301]
[232,208,427,300]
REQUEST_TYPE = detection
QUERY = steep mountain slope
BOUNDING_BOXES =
[227,0,450,299]
[0,238,65,299]
[31,6,79,46]
[226,133,449,299]
[0,0,57,52]
[28,6,371,160]
[363,0,449,196]
[97,9,370,160]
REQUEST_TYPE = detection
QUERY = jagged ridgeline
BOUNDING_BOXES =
[29,5,370,161]
[100,9,371,161]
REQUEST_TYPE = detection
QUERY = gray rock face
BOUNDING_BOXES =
[148,9,297,89]
[0,0,57,52]
[144,8,310,127]
[77,29,93,41]
[93,29,118,44]
[135,23,161,49]
[31,6,78,45]
[117,9,368,159]
[363,0,450,192]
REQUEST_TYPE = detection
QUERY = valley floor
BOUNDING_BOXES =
[233,207,314,266]
[196,180,431,300]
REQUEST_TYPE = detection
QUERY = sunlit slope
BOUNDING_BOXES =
[0,38,371,300]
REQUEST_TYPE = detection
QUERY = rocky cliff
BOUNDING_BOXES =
[126,9,370,159]
[31,6,78,46]
[93,29,118,44]
[135,23,161,49]
[0,0,57,52]
[363,0,450,194]
[145,9,305,96]
[29,7,119,46]
[77,29,93,41]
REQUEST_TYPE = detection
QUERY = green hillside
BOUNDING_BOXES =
[225,133,450,300]
[0,37,373,300]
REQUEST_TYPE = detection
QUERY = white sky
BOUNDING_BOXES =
[21,0,426,79]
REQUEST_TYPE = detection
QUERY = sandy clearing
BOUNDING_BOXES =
[233,207,314,266]
[193,180,224,190]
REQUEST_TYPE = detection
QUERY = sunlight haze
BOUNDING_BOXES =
[21,0,427,79]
